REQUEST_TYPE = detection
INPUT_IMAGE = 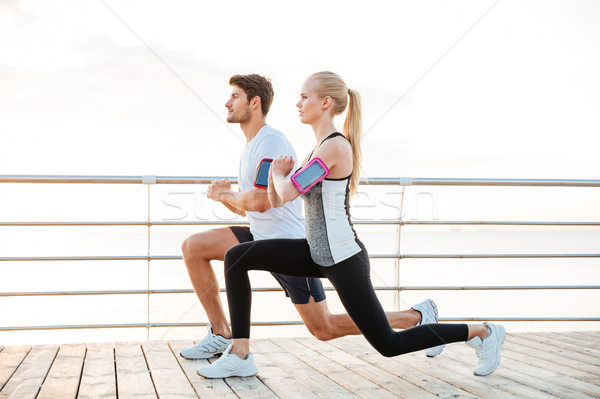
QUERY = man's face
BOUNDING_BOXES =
[225,86,252,124]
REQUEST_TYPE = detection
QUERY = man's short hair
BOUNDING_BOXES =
[229,74,274,117]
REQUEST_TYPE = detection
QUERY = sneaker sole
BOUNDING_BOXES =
[427,299,439,324]
[425,345,445,358]
[419,299,445,358]
[474,325,506,376]
[196,369,258,378]
[414,299,438,325]
[180,351,224,360]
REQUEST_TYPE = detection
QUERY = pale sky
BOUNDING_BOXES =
[1,0,599,220]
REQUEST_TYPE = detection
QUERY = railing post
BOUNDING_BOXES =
[393,184,406,311]
[142,176,156,340]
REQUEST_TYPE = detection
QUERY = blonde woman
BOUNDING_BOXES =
[198,71,505,379]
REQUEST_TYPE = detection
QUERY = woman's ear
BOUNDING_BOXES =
[322,96,333,110]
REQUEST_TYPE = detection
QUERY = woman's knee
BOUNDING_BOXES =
[366,334,400,357]
[372,342,397,358]
[224,243,251,269]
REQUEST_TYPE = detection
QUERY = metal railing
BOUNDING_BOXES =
[1,175,599,336]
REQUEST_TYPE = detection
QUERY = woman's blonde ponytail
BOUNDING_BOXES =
[343,88,362,195]
[307,71,363,195]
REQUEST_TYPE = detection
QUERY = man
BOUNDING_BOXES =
[180,74,443,360]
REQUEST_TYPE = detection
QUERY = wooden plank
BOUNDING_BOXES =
[176,344,276,399]
[250,345,321,399]
[326,336,478,398]
[253,339,356,399]
[222,368,278,399]
[508,334,600,370]
[78,343,117,399]
[576,331,600,340]
[348,336,547,399]
[449,341,599,399]
[140,341,198,399]
[557,332,600,348]
[0,344,59,399]
[504,337,600,378]
[270,338,398,399]
[500,341,600,385]
[165,340,274,399]
[114,342,157,399]
[223,374,278,399]
[168,340,237,399]
[0,345,31,392]
[575,331,600,342]
[526,332,600,358]
[295,337,439,399]
[37,344,86,399]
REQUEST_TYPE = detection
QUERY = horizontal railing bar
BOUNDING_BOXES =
[402,221,600,226]
[2,220,600,227]
[3,317,599,331]
[3,285,598,297]
[2,253,599,262]
[400,254,600,259]
[407,178,600,187]
[0,322,309,331]
[0,324,150,331]
[2,175,600,187]
[0,256,153,262]
[0,287,300,297]
[0,176,239,185]
[0,222,150,227]
[0,220,408,227]
[438,318,600,322]
[398,285,600,290]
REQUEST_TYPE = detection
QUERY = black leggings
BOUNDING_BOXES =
[224,238,469,357]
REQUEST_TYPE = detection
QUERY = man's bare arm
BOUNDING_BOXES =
[221,200,246,216]
[209,180,271,213]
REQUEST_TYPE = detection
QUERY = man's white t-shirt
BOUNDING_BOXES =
[238,125,305,240]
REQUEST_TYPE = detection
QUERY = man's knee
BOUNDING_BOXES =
[181,234,199,256]
[305,317,337,341]
[181,232,217,260]
[311,327,337,341]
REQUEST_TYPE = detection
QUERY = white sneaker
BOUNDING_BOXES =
[466,322,506,376]
[412,299,445,357]
[180,325,232,359]
[196,345,258,378]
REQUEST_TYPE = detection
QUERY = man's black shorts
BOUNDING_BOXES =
[229,226,326,305]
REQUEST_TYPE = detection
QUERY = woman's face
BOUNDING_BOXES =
[296,79,323,125]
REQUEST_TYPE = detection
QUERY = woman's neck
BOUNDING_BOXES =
[312,119,338,144]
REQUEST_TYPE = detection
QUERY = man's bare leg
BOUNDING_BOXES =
[294,297,422,341]
[181,227,239,339]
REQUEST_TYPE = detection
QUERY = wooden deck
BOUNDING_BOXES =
[0,331,599,398]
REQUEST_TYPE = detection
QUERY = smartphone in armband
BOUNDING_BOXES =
[290,158,329,194]
[253,158,273,188]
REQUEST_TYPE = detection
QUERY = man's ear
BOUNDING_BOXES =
[250,96,262,111]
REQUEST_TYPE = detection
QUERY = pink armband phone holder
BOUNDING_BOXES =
[253,158,273,188]
[290,158,330,194]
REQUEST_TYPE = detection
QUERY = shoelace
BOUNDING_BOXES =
[211,351,234,367]
[475,338,494,359]
[194,334,221,351]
